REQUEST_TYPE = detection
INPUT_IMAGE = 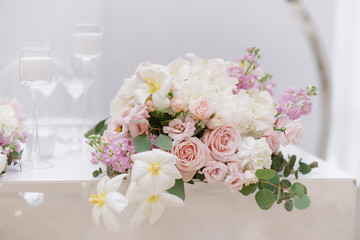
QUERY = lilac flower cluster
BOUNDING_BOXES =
[229,46,275,94]
[277,86,318,120]
[0,130,29,166]
[90,136,136,173]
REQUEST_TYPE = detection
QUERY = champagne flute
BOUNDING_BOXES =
[72,23,102,150]
[19,47,54,169]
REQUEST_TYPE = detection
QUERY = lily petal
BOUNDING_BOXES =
[97,176,109,194]
[102,205,120,232]
[133,86,150,105]
[129,200,150,230]
[105,192,128,213]
[91,205,102,228]
[105,174,128,193]
[152,93,170,109]
[160,192,185,208]
[149,201,165,225]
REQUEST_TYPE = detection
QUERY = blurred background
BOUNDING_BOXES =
[0,0,358,179]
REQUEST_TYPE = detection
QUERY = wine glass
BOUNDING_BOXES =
[72,23,102,150]
[19,47,54,169]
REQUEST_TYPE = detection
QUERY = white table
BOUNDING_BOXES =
[0,142,357,240]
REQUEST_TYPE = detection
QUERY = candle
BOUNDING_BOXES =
[72,32,102,57]
[19,56,52,86]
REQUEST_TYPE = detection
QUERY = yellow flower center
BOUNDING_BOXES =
[89,192,106,208]
[117,127,122,132]
[145,77,161,94]
[147,194,160,204]
[148,161,161,176]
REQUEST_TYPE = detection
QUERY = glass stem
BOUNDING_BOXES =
[30,87,40,162]
[81,59,90,142]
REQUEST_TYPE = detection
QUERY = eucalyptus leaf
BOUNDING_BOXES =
[284,200,294,212]
[255,169,276,180]
[289,155,296,169]
[290,182,305,198]
[280,179,291,188]
[255,189,276,210]
[299,162,311,174]
[239,183,257,196]
[154,134,173,151]
[167,179,185,201]
[93,170,99,178]
[85,118,108,138]
[284,165,291,177]
[294,194,311,210]
[133,134,152,153]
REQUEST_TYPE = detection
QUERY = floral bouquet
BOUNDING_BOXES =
[87,47,318,231]
[0,98,29,175]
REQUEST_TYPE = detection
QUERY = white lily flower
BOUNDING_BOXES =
[130,149,182,194]
[129,191,184,229]
[133,64,173,109]
[89,174,128,232]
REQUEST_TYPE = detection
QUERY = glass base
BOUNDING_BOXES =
[22,160,54,169]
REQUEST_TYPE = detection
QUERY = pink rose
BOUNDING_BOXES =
[145,100,155,112]
[163,118,196,144]
[189,97,214,121]
[171,97,186,113]
[206,115,226,129]
[201,160,228,183]
[285,119,303,144]
[203,125,241,162]
[171,137,208,182]
[227,154,244,174]
[225,173,246,192]
[264,130,281,153]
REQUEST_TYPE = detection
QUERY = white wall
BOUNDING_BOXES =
[0,0,334,157]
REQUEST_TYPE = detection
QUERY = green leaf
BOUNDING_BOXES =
[284,200,293,212]
[133,134,152,153]
[283,192,292,200]
[295,170,299,179]
[310,161,318,169]
[85,118,108,138]
[240,183,257,196]
[154,134,172,151]
[294,194,311,210]
[276,187,282,203]
[271,154,284,171]
[289,155,296,169]
[255,169,276,180]
[290,182,305,198]
[98,168,103,174]
[280,179,291,188]
[194,171,205,181]
[167,179,185,201]
[299,162,311,174]
[258,174,279,191]
[93,170,99,178]
[283,164,291,177]
[255,189,276,210]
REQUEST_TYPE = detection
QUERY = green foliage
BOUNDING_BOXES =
[239,184,257,196]
[294,194,311,210]
[255,169,276,180]
[284,200,293,212]
[93,170,99,177]
[85,119,108,138]
[168,179,185,201]
[133,134,152,153]
[255,189,276,210]
[148,110,174,133]
[154,134,172,151]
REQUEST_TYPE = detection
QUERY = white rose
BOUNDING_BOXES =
[110,75,137,117]
[238,137,272,170]
[0,104,18,137]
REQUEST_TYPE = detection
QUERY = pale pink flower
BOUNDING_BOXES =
[264,130,281,153]
[227,154,244,175]
[206,115,226,129]
[123,105,150,138]
[163,118,196,144]
[225,174,246,192]
[189,97,214,121]
[170,97,186,113]
[244,170,258,186]
[201,160,228,183]
[171,137,208,182]
[275,117,290,146]
[285,119,303,144]
[203,125,241,162]
[145,100,155,112]
[103,105,150,140]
